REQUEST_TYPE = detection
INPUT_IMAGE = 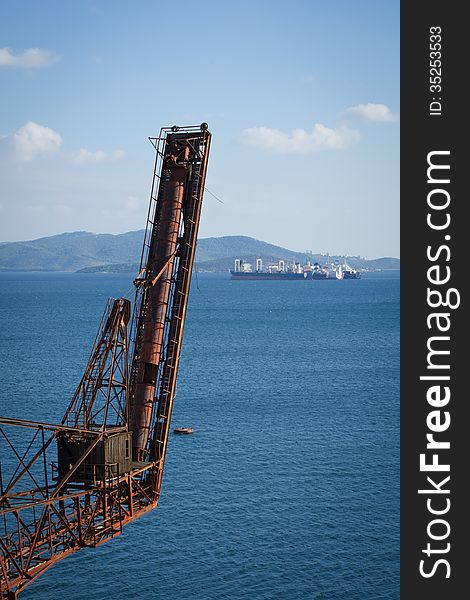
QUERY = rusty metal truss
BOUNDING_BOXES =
[0,124,212,598]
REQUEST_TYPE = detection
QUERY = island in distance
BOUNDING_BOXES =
[0,231,399,273]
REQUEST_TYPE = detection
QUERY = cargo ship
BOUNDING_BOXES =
[230,258,361,280]
[342,266,362,279]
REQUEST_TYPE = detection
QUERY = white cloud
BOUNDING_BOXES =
[0,47,59,69]
[12,122,63,162]
[73,148,125,164]
[346,103,398,122]
[111,149,125,160]
[241,124,359,154]
[1,122,125,165]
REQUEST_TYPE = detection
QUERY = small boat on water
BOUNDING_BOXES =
[173,427,194,435]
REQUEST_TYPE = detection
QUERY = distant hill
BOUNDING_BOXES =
[0,231,400,273]
[0,231,144,272]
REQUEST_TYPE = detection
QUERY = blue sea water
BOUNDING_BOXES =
[0,271,399,599]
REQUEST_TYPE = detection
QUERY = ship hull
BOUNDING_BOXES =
[230,271,345,280]
[230,271,307,280]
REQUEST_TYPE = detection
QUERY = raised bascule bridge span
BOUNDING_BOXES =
[0,124,212,599]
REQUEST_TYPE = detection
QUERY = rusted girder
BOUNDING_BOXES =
[128,148,187,460]
[62,297,130,431]
[129,125,211,464]
[0,124,212,598]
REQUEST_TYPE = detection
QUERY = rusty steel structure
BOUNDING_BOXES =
[0,124,211,598]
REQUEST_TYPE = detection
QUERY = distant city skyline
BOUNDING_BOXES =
[0,1,399,259]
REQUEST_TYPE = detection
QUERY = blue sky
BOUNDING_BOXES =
[0,0,399,258]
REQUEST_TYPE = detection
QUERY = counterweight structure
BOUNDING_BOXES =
[0,124,211,598]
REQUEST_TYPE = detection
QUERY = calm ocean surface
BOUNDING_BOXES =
[0,271,399,599]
